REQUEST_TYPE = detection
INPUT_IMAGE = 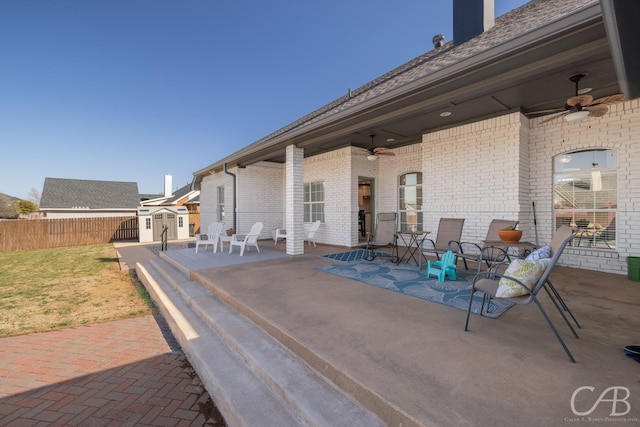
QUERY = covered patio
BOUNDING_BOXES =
[145,241,640,425]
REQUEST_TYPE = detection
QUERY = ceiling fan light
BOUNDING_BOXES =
[564,110,589,123]
[367,154,378,161]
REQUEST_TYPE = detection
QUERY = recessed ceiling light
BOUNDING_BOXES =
[440,111,452,117]
[386,138,395,142]
[577,87,592,94]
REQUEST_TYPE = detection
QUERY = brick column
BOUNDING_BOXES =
[286,145,304,255]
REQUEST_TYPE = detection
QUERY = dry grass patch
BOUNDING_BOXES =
[0,244,152,337]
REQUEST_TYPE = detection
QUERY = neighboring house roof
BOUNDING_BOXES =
[139,192,163,202]
[39,178,140,210]
[193,0,631,183]
[140,183,200,206]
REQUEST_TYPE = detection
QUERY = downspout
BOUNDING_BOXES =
[223,163,237,231]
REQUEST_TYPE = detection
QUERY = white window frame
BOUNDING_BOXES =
[398,172,423,232]
[304,182,324,223]
[217,186,225,222]
[553,149,617,249]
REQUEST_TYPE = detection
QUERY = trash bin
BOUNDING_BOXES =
[189,223,195,237]
[628,256,640,282]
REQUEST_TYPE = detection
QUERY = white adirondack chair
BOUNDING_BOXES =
[229,222,263,256]
[304,220,321,247]
[195,222,224,253]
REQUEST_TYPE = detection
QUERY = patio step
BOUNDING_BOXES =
[136,257,384,427]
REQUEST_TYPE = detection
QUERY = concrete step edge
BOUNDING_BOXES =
[191,267,421,427]
[145,257,385,427]
[136,261,302,427]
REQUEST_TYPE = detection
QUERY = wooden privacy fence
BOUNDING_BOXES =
[0,217,139,251]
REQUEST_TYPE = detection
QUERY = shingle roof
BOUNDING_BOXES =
[39,178,140,210]
[208,0,596,167]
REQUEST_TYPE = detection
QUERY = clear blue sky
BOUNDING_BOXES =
[0,0,528,200]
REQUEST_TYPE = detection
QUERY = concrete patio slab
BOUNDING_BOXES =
[181,243,640,426]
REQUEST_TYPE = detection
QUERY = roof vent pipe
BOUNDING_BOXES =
[432,34,445,48]
[453,0,494,46]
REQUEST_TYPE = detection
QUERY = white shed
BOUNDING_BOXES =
[138,206,190,243]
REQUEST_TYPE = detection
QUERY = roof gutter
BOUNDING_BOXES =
[223,163,237,232]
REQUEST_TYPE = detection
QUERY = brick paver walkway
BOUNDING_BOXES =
[0,315,225,426]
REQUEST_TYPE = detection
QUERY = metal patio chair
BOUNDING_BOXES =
[363,212,399,262]
[418,218,465,270]
[456,219,518,272]
[464,225,579,362]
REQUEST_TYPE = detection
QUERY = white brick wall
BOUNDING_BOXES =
[422,112,522,245]
[200,172,232,233]
[235,162,284,238]
[528,98,640,274]
[303,147,353,246]
[198,100,639,275]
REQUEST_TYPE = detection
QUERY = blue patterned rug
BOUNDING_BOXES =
[322,250,388,262]
[317,259,513,318]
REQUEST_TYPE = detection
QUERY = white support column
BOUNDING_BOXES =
[286,144,304,255]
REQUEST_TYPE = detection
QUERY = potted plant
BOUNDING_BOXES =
[498,225,523,243]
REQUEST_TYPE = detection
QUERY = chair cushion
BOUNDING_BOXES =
[495,258,550,298]
[524,245,551,262]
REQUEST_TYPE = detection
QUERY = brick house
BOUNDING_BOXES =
[192,0,639,275]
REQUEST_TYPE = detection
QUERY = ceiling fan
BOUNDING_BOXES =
[528,73,627,124]
[360,133,395,161]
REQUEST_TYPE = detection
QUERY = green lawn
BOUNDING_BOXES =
[0,244,153,337]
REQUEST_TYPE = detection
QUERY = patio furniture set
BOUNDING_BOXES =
[364,213,581,362]
[195,221,263,256]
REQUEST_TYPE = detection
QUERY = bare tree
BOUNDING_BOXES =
[28,187,41,207]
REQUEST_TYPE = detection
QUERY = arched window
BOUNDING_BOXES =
[553,149,617,249]
[398,172,423,232]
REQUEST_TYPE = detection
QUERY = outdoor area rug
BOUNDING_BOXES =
[322,250,388,262]
[317,259,513,318]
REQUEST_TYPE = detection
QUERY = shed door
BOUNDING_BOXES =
[152,212,177,241]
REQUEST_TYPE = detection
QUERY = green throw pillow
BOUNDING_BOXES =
[495,258,550,298]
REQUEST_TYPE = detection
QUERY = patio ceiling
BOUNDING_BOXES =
[196,1,634,176]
